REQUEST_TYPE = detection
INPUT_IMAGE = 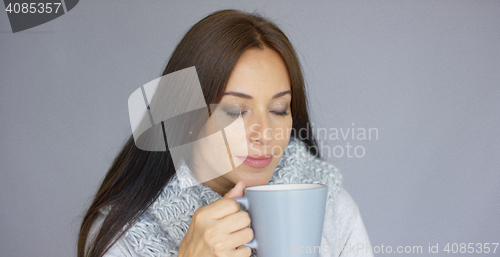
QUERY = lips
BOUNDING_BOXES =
[237,155,273,169]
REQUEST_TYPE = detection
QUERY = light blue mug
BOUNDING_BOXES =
[235,183,328,257]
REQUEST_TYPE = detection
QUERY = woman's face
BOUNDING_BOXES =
[193,46,293,195]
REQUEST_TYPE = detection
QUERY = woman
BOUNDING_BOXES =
[78,9,372,257]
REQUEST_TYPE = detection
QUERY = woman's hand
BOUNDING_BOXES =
[178,181,254,257]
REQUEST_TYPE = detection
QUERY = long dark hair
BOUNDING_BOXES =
[78,9,319,257]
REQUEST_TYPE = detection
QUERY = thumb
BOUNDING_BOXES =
[224,180,246,199]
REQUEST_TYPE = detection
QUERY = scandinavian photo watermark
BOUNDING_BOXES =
[249,123,379,159]
[127,67,380,188]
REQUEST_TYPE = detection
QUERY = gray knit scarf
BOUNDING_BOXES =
[121,137,342,256]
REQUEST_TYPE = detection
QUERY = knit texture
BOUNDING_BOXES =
[121,137,342,256]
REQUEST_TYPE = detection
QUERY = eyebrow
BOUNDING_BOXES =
[224,90,292,99]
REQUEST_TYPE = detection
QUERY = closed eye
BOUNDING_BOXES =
[273,110,289,117]
[226,111,246,117]
[227,110,288,117]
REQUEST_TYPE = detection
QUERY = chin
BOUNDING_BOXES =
[234,167,275,187]
[245,179,269,187]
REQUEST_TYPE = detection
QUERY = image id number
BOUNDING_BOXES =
[444,243,499,254]
[6,2,62,14]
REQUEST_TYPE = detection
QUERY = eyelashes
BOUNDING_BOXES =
[225,110,289,117]
[226,111,245,117]
[273,110,289,117]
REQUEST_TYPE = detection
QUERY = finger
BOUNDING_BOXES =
[216,210,251,233]
[228,227,254,249]
[224,180,246,199]
[233,245,252,257]
[197,181,246,220]
[202,197,241,220]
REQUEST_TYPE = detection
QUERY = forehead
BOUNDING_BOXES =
[224,47,291,95]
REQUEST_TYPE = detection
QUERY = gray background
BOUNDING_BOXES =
[1,0,498,256]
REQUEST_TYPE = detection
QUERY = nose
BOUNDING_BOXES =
[248,112,272,146]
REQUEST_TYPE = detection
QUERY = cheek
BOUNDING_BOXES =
[271,117,293,155]
[221,116,248,157]
[280,116,293,138]
[194,120,235,177]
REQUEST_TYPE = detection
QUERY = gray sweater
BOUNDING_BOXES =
[88,138,373,257]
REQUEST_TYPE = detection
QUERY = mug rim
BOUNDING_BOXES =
[245,183,326,192]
